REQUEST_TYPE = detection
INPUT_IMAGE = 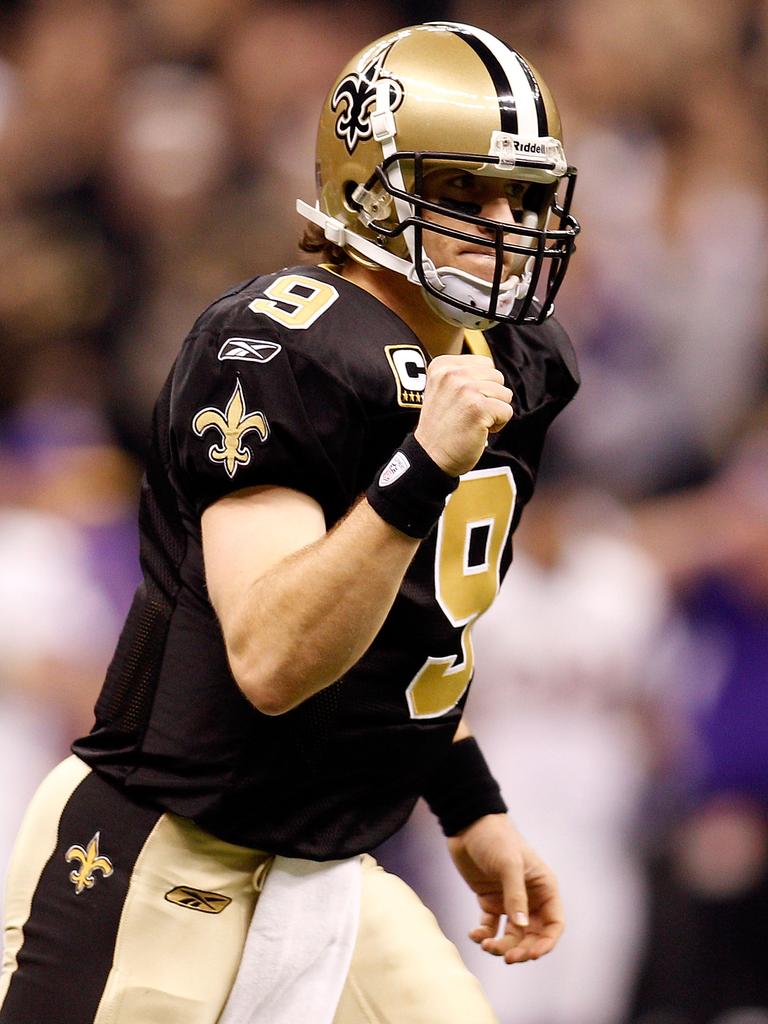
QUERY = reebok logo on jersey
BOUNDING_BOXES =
[385,345,427,408]
[379,451,410,487]
[218,338,282,364]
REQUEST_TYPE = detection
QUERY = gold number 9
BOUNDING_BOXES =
[406,467,516,719]
[248,275,338,329]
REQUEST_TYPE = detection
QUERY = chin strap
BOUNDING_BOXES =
[372,79,418,265]
[296,198,414,276]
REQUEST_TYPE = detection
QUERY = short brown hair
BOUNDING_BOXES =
[298,221,348,266]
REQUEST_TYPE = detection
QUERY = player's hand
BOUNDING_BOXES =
[447,814,564,964]
[415,355,513,477]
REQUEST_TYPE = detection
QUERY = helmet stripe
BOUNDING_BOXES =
[431,23,547,139]
[447,27,519,135]
[510,50,549,137]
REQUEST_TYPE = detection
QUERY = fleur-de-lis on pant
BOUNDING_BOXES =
[65,832,114,895]
[193,380,270,479]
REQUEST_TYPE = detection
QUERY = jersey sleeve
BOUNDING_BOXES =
[524,321,579,478]
[498,317,581,488]
[530,315,580,425]
[168,324,366,523]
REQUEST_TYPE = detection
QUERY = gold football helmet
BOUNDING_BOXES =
[297,22,580,329]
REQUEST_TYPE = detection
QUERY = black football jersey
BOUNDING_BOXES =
[73,265,579,859]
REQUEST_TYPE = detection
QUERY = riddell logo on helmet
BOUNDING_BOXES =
[515,141,546,154]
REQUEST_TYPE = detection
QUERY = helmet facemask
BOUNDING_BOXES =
[353,149,579,329]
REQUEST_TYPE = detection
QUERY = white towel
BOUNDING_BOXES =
[218,855,362,1024]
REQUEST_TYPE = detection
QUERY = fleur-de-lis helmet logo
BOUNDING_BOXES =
[332,44,404,155]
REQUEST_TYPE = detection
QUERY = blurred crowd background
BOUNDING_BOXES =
[0,1,766,1022]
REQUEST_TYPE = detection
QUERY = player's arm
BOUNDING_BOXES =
[441,717,565,964]
[202,485,417,715]
[202,353,513,716]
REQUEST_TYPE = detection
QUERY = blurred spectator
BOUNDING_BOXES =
[0,0,125,205]
[627,424,768,1024]
[0,208,118,420]
[544,0,768,498]
[103,61,245,445]
[130,0,253,64]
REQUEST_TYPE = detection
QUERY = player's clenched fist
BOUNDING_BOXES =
[415,355,514,477]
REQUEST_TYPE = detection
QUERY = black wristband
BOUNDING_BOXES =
[422,736,508,836]
[366,433,459,539]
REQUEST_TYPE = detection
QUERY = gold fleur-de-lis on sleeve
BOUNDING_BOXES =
[192,379,270,479]
[65,831,114,895]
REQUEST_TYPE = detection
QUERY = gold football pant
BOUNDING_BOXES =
[0,757,498,1023]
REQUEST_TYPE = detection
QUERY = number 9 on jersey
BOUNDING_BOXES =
[406,467,516,718]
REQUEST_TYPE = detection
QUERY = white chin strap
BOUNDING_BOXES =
[418,250,533,331]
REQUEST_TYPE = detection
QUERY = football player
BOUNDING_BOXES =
[0,22,580,1024]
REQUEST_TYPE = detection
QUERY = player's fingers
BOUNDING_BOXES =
[481,888,528,958]
[478,381,514,406]
[501,859,530,935]
[428,353,501,383]
[469,911,499,945]
[528,884,565,946]
[504,937,539,964]
[480,920,531,958]
[443,356,507,392]
[502,903,565,963]
[479,864,529,955]
[503,929,558,964]
[484,397,515,433]
[455,353,502,377]
[527,933,560,959]
[482,923,539,962]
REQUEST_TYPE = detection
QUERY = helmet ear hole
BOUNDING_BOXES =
[343,181,361,212]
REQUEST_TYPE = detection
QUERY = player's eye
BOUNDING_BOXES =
[441,172,477,193]
[504,183,527,205]
[434,174,483,215]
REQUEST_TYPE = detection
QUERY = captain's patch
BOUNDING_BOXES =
[385,345,427,408]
